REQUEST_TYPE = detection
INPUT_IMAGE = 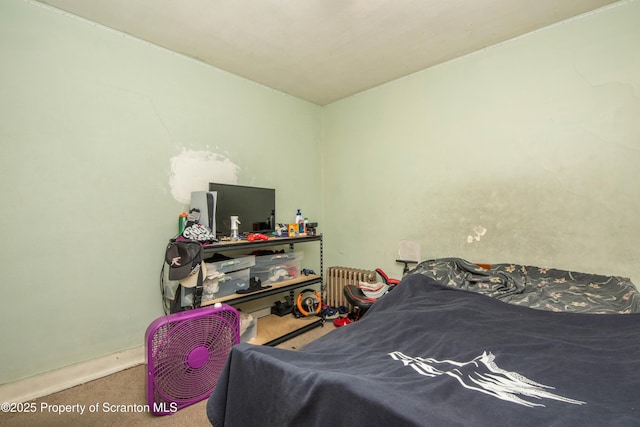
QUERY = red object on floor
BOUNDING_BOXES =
[333,316,352,327]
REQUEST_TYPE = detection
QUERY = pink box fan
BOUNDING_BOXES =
[145,304,240,415]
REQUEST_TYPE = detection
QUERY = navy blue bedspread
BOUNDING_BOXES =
[207,274,640,426]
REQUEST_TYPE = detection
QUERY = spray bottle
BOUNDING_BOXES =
[230,216,241,241]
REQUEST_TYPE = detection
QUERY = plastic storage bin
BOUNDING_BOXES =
[205,254,255,274]
[251,251,304,285]
[203,268,251,301]
[240,316,257,343]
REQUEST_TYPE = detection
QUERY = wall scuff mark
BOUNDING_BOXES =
[169,148,240,204]
[467,225,487,243]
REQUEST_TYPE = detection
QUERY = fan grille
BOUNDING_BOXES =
[147,306,240,414]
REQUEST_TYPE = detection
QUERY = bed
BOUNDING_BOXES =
[207,258,640,426]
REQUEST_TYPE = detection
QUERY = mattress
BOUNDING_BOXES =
[207,270,640,426]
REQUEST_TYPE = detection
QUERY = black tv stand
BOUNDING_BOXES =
[199,234,323,346]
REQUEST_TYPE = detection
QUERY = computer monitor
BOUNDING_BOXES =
[208,183,275,237]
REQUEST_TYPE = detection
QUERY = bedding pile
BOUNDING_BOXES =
[413,257,640,313]
[207,271,640,426]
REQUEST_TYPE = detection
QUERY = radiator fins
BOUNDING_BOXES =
[326,266,377,308]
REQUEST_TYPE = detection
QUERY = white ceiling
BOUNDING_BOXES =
[37,0,618,105]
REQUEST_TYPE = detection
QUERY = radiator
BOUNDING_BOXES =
[326,266,377,308]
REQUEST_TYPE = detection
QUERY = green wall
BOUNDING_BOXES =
[322,1,640,279]
[0,0,321,384]
[1,0,639,385]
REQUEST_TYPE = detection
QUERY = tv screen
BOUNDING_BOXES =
[208,183,275,237]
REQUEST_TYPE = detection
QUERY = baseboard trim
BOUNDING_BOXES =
[0,346,145,403]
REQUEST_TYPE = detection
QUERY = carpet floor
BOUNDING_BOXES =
[2,322,336,427]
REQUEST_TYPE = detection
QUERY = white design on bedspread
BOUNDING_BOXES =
[389,351,586,408]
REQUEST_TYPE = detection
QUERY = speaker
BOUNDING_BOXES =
[190,191,217,235]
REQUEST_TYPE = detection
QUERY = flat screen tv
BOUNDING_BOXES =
[208,183,275,237]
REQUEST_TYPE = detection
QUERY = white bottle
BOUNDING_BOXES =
[230,216,240,241]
